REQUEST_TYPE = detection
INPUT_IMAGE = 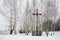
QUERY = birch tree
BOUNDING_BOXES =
[0,0,17,34]
[10,0,17,34]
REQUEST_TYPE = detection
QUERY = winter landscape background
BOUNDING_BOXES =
[0,0,60,40]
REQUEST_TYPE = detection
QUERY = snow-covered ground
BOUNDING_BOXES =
[0,31,60,40]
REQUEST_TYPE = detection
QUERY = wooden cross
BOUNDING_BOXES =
[32,9,42,36]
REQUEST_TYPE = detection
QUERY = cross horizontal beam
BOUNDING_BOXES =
[33,13,41,16]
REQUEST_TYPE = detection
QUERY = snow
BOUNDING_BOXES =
[0,31,60,40]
